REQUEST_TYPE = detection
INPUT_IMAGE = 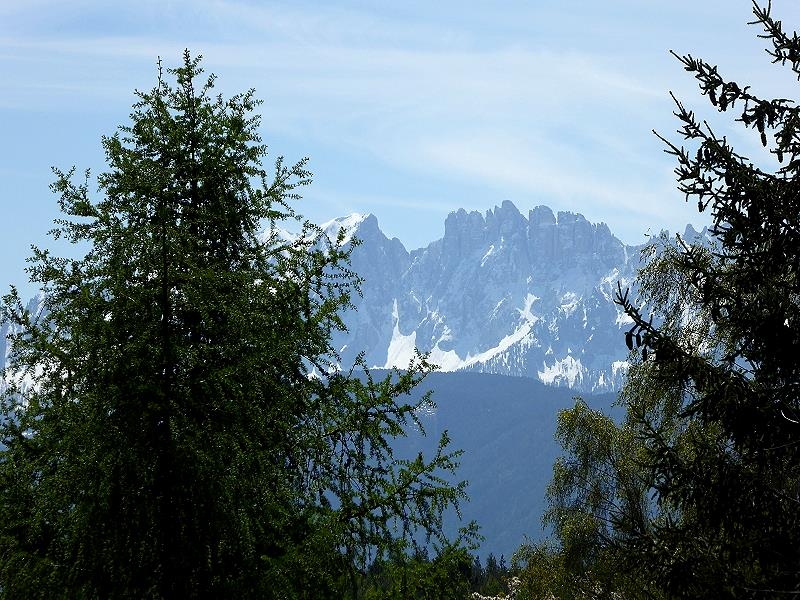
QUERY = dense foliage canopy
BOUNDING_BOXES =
[0,52,472,598]
[516,2,800,598]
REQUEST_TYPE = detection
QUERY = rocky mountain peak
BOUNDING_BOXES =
[2,205,657,393]
[528,205,556,227]
[326,203,647,392]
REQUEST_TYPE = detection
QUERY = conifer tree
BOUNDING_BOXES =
[520,2,800,597]
[0,51,469,599]
[612,3,800,594]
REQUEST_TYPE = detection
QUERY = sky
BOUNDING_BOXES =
[3,0,800,298]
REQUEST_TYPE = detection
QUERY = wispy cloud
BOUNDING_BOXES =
[2,0,800,266]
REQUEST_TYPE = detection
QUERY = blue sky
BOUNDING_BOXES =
[3,1,800,298]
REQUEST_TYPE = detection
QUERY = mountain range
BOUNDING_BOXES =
[328,200,657,392]
[4,202,692,391]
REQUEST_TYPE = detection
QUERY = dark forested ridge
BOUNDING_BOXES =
[372,369,618,558]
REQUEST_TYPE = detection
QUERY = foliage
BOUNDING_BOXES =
[520,2,800,598]
[346,544,520,599]
[512,541,575,600]
[514,399,665,599]
[0,51,471,598]
[466,552,511,597]
[357,543,473,600]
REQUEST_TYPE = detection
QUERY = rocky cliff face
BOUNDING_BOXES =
[329,201,642,392]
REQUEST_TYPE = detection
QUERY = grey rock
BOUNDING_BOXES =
[327,202,644,392]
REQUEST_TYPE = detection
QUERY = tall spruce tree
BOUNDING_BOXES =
[0,52,470,598]
[518,2,800,598]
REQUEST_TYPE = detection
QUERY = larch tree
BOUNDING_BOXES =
[0,52,471,599]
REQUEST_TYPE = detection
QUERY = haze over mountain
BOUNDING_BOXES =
[329,200,656,392]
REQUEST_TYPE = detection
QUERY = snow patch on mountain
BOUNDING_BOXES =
[427,345,463,372]
[384,299,417,368]
[464,321,535,368]
[320,213,368,246]
[538,355,584,387]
